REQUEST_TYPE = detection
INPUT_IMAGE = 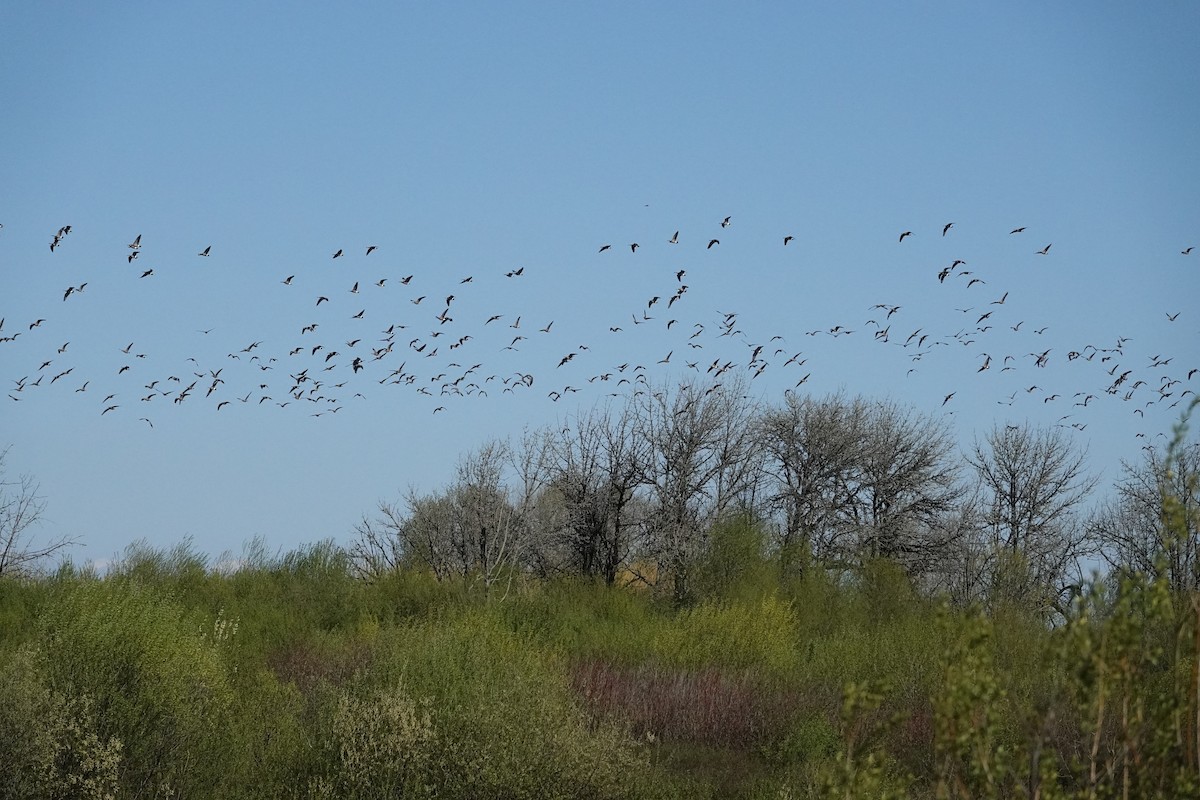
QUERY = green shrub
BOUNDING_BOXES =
[308,681,436,799]
[0,645,122,800]
[36,580,236,798]
[370,611,654,799]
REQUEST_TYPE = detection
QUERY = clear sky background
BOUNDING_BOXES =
[2,2,1197,568]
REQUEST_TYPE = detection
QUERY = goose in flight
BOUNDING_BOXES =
[129,234,141,249]
[332,249,343,259]
[898,231,913,242]
[707,239,719,249]
[669,231,679,244]
[721,216,731,228]
[198,245,211,256]
[942,222,954,236]
[1036,243,1052,255]
[1010,227,1026,234]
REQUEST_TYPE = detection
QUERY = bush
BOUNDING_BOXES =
[0,645,122,800]
[36,580,236,798]
[369,611,655,799]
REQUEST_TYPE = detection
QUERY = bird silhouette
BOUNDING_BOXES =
[899,231,913,242]
[198,245,211,256]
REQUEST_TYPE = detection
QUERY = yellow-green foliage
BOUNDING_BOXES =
[655,594,800,675]
[309,681,437,799]
[0,645,122,800]
[36,580,236,799]
[367,611,654,799]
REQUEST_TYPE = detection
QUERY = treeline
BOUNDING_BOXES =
[354,381,1200,616]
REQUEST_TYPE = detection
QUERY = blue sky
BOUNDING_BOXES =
[2,2,1197,567]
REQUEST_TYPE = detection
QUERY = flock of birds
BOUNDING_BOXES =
[2,218,1197,452]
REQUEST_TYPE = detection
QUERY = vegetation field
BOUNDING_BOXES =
[1,396,1198,798]
[0,535,1196,799]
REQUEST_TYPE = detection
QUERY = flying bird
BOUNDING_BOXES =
[721,216,731,228]
[899,231,913,242]
[366,245,377,255]
[332,249,343,258]
[707,239,719,249]
[942,222,954,236]
[598,244,611,253]
[669,231,679,244]
[198,245,211,256]
[1036,243,1052,255]
[783,235,794,245]
[1010,227,1026,234]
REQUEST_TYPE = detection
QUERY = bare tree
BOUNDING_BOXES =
[758,391,871,569]
[966,423,1098,611]
[537,403,648,583]
[351,439,525,597]
[759,394,965,577]
[853,399,965,571]
[1088,440,1199,593]
[0,448,76,578]
[632,378,762,604]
